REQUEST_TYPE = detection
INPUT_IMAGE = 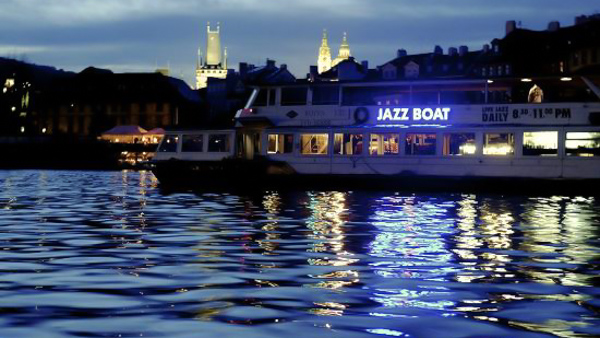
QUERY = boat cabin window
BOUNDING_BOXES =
[483,133,515,155]
[181,134,204,152]
[312,86,340,105]
[207,134,231,152]
[267,134,294,154]
[443,133,476,156]
[523,131,558,156]
[566,132,600,157]
[253,89,268,106]
[406,133,437,155]
[281,87,307,106]
[369,133,399,155]
[301,133,329,155]
[333,133,363,155]
[157,135,178,152]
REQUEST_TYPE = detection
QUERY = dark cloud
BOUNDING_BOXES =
[1,0,598,85]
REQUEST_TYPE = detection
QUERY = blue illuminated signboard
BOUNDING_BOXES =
[377,107,450,122]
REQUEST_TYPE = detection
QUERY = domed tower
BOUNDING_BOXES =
[317,29,332,74]
[332,32,351,67]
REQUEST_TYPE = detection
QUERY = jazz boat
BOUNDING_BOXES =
[152,77,600,192]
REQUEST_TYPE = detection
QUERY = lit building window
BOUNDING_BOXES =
[483,133,514,155]
[267,134,294,154]
[207,134,231,152]
[369,133,399,155]
[523,131,558,156]
[566,132,600,157]
[181,134,204,152]
[301,133,328,155]
[406,133,436,155]
[443,133,476,156]
[158,135,179,152]
[333,133,363,155]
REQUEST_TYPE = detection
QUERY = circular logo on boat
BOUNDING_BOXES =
[354,107,369,124]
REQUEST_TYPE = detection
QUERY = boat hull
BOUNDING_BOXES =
[152,159,600,195]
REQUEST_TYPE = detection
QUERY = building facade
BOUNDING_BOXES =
[195,23,228,89]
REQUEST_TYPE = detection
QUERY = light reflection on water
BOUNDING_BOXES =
[0,170,599,337]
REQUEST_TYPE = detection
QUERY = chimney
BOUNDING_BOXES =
[397,49,407,58]
[448,47,458,56]
[483,44,490,53]
[239,62,248,77]
[506,20,517,35]
[459,45,469,56]
[361,60,368,70]
[434,45,443,55]
[266,59,276,68]
[280,64,287,71]
[547,21,560,31]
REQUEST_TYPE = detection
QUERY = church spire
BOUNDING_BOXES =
[317,29,332,74]
[197,47,203,68]
[338,32,351,59]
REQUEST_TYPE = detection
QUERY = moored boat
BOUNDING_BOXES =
[152,77,600,193]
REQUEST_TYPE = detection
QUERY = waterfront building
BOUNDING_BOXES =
[195,22,228,89]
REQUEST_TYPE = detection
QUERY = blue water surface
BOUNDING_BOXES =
[0,170,599,337]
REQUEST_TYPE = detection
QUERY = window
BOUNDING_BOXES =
[566,132,600,157]
[483,133,514,155]
[334,133,363,155]
[253,89,267,106]
[523,131,558,156]
[267,134,294,154]
[443,133,476,156]
[158,135,178,152]
[312,86,339,105]
[281,87,307,106]
[406,133,436,155]
[268,89,276,106]
[301,133,328,155]
[182,134,204,152]
[207,134,230,152]
[369,133,399,155]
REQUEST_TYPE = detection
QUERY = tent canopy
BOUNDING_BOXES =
[102,125,147,135]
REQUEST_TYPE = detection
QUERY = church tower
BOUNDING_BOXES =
[195,22,228,89]
[317,29,332,74]
[332,32,351,67]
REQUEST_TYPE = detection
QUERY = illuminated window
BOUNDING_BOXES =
[158,135,178,152]
[207,134,230,152]
[406,133,436,155]
[301,133,328,155]
[483,133,514,155]
[566,132,600,157]
[267,134,294,154]
[369,133,399,155]
[443,133,476,156]
[334,133,363,155]
[182,134,204,152]
[523,131,557,156]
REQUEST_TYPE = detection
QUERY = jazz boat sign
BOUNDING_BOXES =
[376,107,451,122]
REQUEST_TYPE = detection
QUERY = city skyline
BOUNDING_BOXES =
[1,0,599,86]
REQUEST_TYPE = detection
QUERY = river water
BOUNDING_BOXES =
[0,170,599,337]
